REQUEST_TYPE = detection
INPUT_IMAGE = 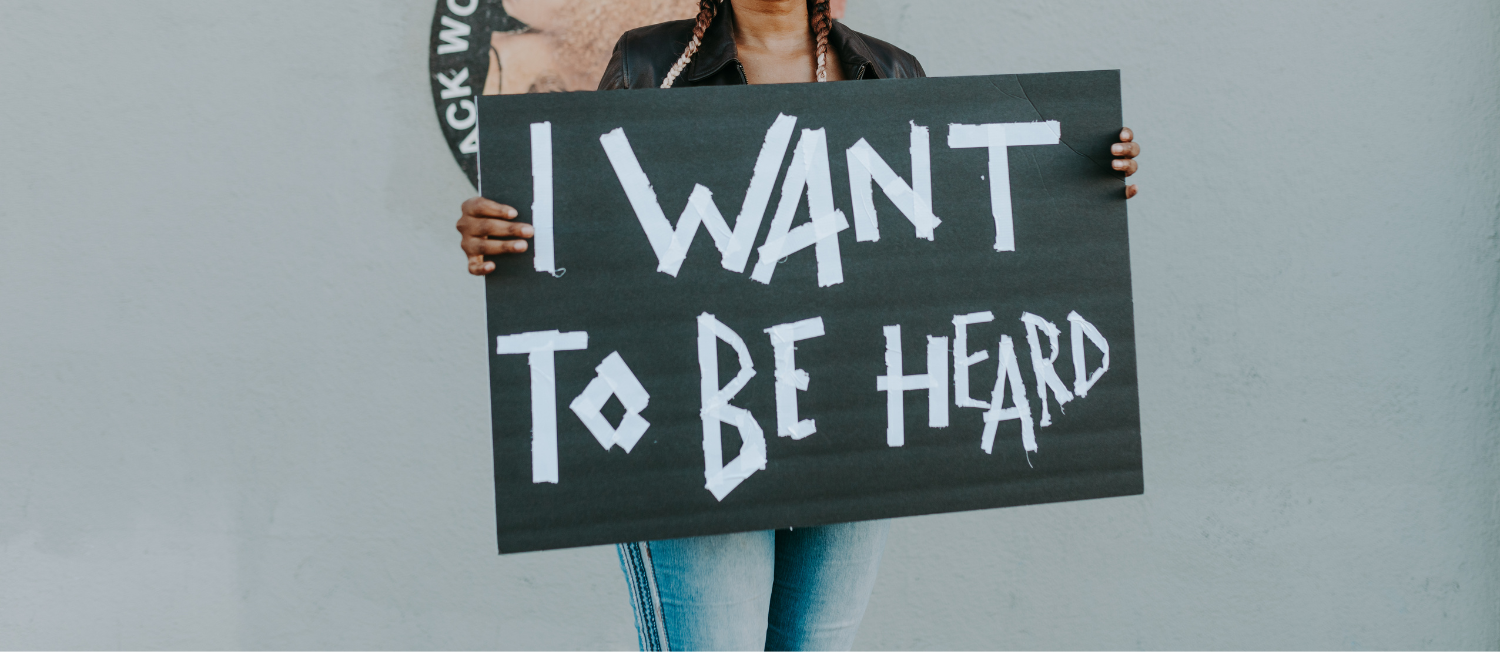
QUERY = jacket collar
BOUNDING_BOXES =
[828,21,879,80]
[685,2,741,82]
[686,3,881,83]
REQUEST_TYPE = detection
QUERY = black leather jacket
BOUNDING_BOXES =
[598,5,925,90]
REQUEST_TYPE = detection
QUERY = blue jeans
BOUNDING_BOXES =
[616,520,890,651]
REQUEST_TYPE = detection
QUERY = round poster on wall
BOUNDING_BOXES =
[428,0,699,187]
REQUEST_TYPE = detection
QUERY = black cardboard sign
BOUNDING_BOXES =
[479,70,1141,553]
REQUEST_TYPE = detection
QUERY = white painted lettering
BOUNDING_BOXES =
[846,121,940,242]
[1020,312,1074,427]
[981,334,1036,454]
[877,325,950,447]
[568,351,651,453]
[750,128,849,287]
[446,0,478,17]
[1067,310,1110,398]
[445,99,477,131]
[764,316,825,440]
[495,330,589,484]
[436,15,471,55]
[698,313,767,501]
[599,115,797,277]
[435,67,472,99]
[952,311,995,409]
[947,121,1061,252]
[530,122,557,275]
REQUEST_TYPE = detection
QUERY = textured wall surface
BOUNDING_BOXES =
[0,1,1496,649]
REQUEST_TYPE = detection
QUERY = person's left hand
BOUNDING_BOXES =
[1111,127,1140,198]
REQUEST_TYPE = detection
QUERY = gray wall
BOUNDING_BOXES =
[0,0,1495,648]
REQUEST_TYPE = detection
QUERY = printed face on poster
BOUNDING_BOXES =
[479,70,1142,553]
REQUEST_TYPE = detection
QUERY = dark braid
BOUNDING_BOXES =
[809,0,832,82]
[661,0,718,88]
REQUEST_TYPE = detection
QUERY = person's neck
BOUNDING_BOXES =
[730,0,812,55]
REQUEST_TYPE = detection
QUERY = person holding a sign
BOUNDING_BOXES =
[455,1,1141,650]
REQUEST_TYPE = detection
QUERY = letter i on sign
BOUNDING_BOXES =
[531,122,559,276]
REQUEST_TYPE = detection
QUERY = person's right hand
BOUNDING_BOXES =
[457,196,532,275]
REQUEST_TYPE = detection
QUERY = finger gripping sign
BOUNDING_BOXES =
[481,70,1142,553]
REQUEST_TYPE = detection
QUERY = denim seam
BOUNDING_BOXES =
[640,541,669,650]
[619,542,669,651]
[616,544,646,651]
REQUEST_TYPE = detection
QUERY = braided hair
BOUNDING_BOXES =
[809,0,831,82]
[660,0,834,88]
